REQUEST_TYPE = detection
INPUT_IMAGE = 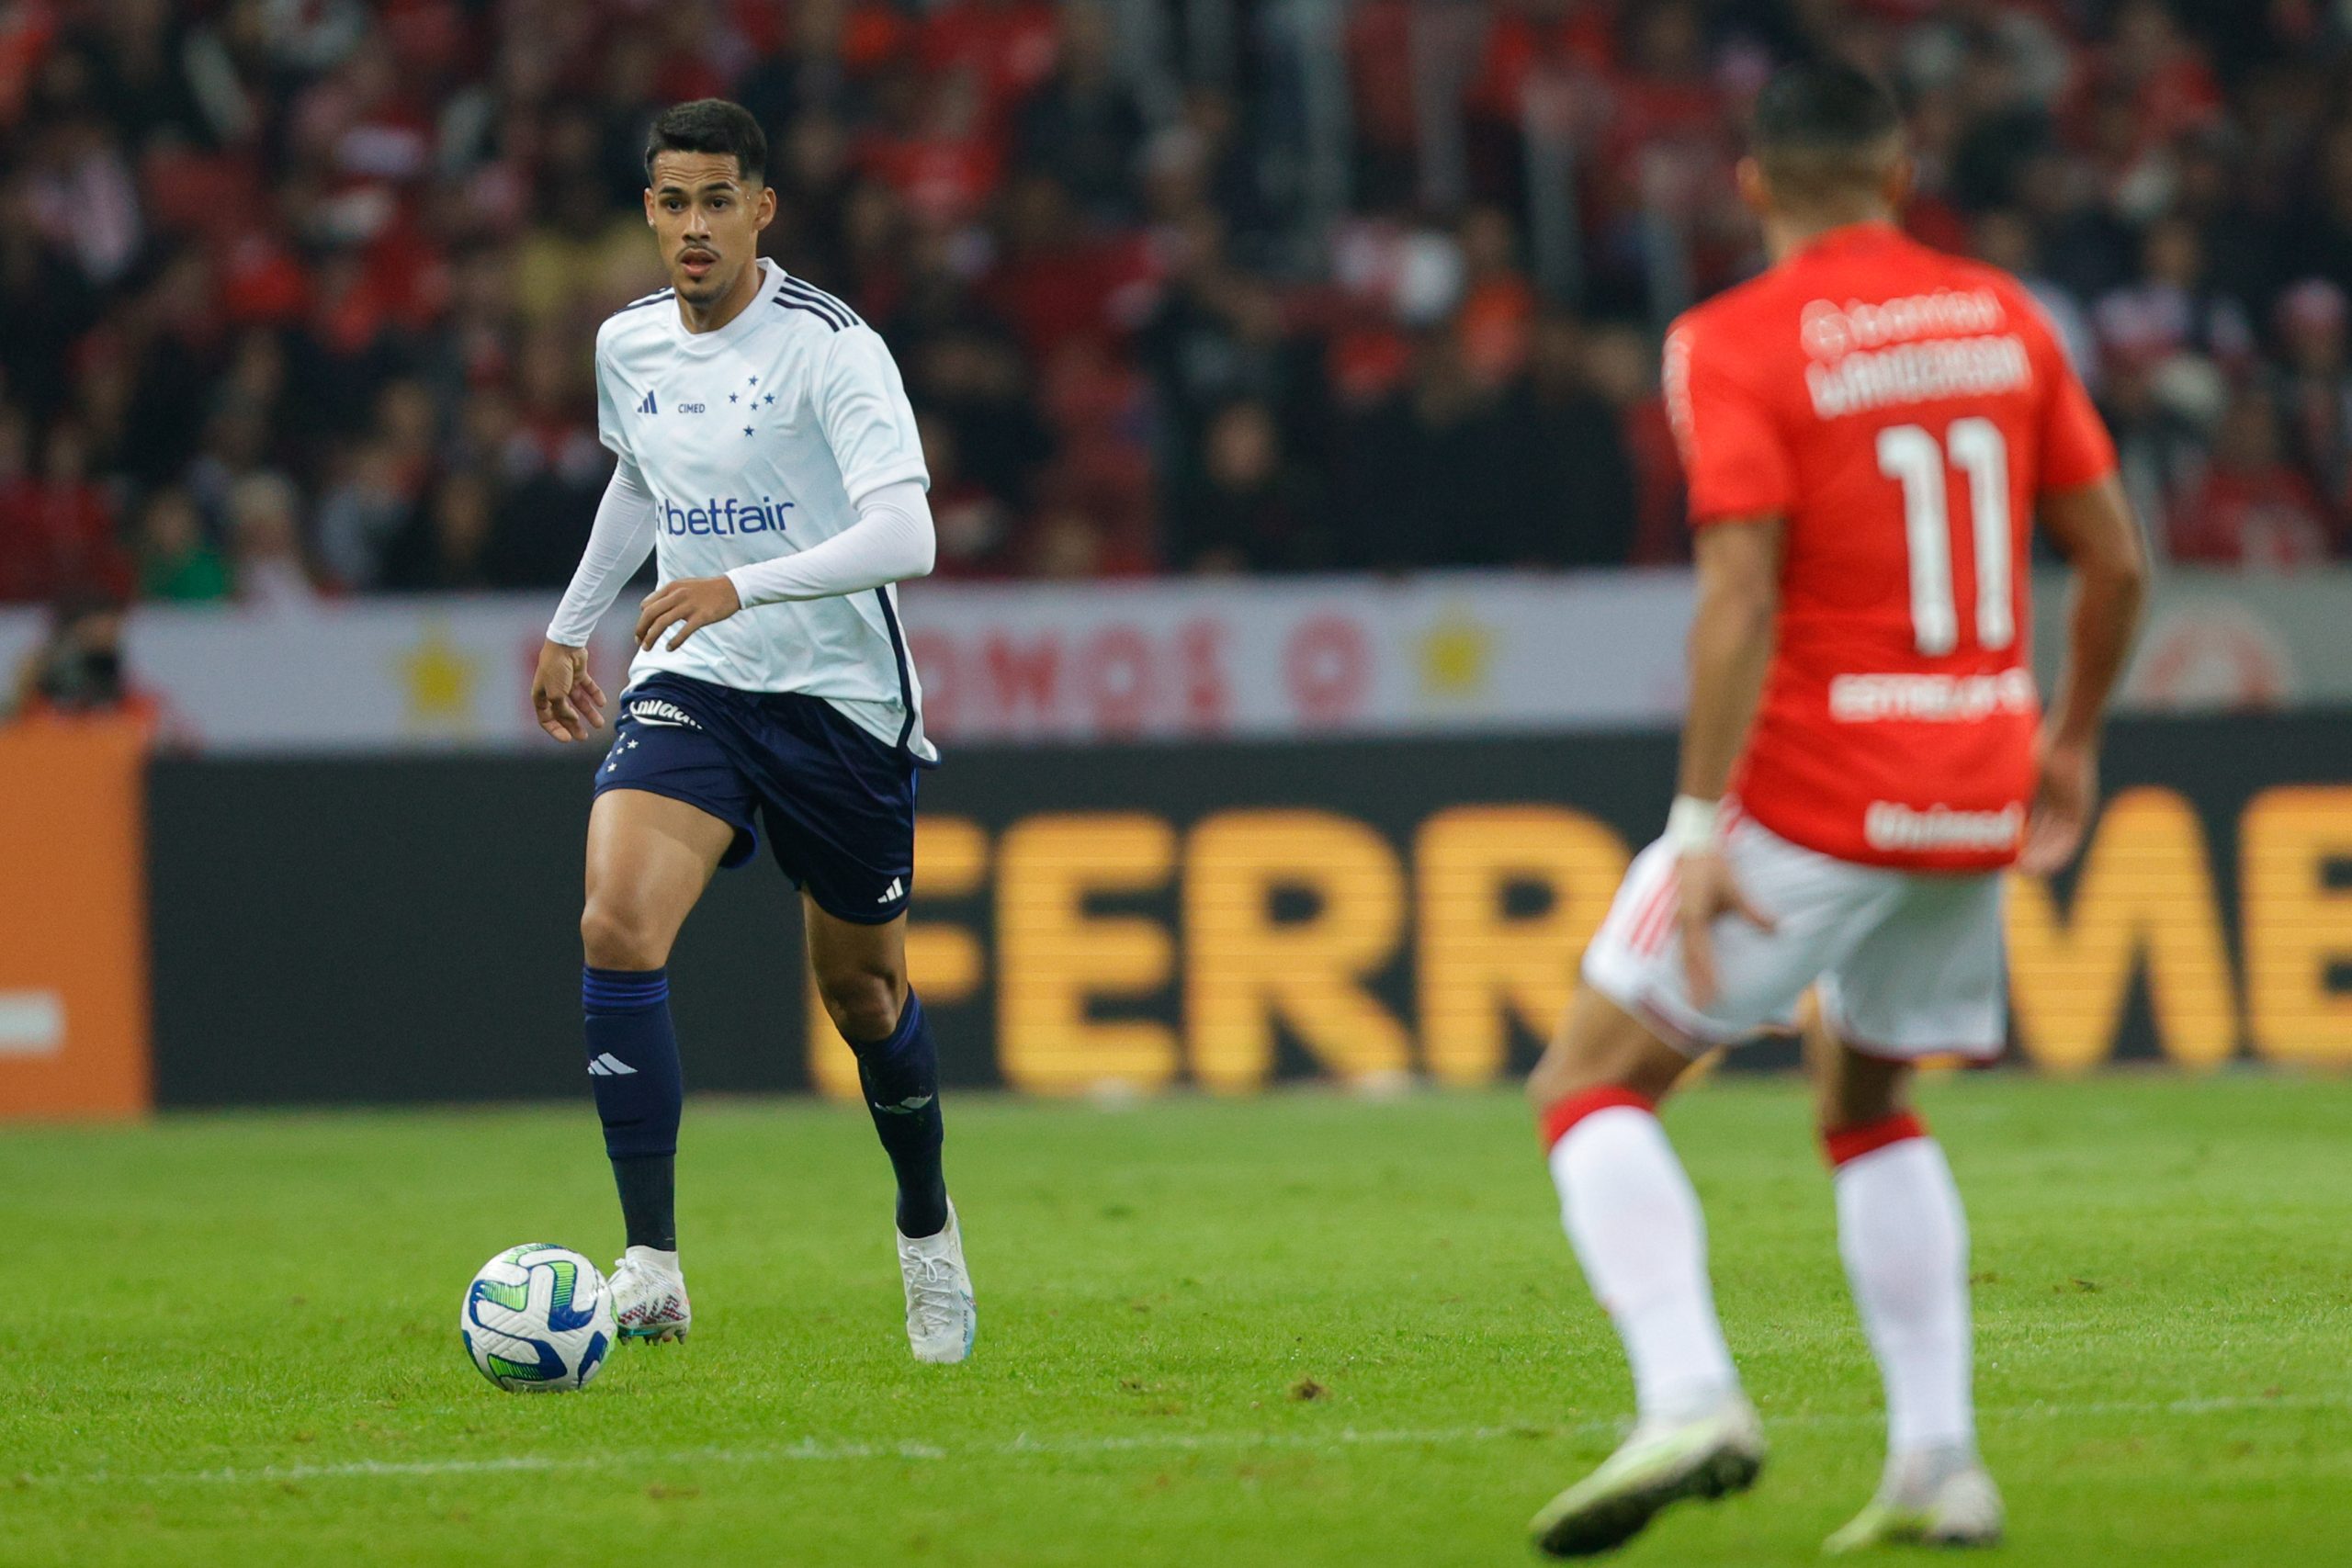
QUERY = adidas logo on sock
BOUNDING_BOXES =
[877,877,904,903]
[871,1093,934,1115]
[587,1053,638,1077]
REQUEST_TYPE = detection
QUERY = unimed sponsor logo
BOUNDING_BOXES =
[1863,801,2024,852]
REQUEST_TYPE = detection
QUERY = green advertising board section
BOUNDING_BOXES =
[147,713,2352,1108]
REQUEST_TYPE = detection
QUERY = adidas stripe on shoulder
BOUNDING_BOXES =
[772,275,865,333]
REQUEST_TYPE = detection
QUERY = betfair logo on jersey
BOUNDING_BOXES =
[659,496,795,536]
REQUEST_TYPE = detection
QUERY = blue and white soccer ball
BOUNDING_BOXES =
[461,1243,616,1393]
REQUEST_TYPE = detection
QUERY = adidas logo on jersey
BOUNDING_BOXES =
[587,1053,638,1077]
[637,390,658,416]
[878,877,904,903]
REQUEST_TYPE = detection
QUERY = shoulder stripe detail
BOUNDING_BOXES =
[773,297,843,332]
[611,288,675,317]
[779,276,862,328]
[775,282,849,330]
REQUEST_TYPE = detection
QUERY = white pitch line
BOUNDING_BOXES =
[30,1394,2345,1491]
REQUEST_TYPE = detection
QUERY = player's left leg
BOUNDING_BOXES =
[1522,820,1892,1557]
[805,898,974,1364]
[1812,872,2007,1551]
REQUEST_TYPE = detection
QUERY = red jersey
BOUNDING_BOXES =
[1664,223,2118,872]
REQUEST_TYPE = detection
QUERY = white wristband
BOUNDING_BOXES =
[1664,795,1721,854]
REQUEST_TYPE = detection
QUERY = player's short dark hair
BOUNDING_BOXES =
[1749,62,1905,206]
[643,99,766,186]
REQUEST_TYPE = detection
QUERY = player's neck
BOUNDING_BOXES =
[675,256,765,335]
[1763,207,1896,266]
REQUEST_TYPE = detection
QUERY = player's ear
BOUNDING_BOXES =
[1735,157,1770,218]
[642,187,657,229]
[755,184,777,231]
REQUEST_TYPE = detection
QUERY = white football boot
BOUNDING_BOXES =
[1825,1450,2004,1552]
[898,1202,976,1364]
[1529,1395,1766,1558]
[607,1247,691,1343]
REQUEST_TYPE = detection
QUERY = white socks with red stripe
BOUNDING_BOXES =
[1542,1088,1740,1427]
[1826,1113,1976,1466]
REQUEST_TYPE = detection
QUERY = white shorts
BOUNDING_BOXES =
[1583,814,2007,1061]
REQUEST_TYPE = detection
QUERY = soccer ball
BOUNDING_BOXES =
[460,1243,616,1393]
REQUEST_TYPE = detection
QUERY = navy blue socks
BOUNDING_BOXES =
[849,989,949,1238]
[583,965,683,1251]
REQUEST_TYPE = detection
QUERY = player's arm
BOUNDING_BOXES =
[1673,517,1784,1005]
[1658,320,1792,1005]
[2018,310,2148,874]
[636,324,933,652]
[2022,473,2147,874]
[535,456,657,740]
[633,480,935,650]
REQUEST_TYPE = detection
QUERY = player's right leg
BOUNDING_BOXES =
[580,786,736,1343]
[1523,989,1763,1559]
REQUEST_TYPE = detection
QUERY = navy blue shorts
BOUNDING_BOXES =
[593,672,919,924]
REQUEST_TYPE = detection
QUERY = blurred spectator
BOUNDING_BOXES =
[315,443,418,591]
[1172,400,1329,574]
[2170,390,2341,567]
[381,469,512,592]
[5,597,153,728]
[224,472,320,609]
[2092,216,2253,374]
[1518,313,1639,568]
[2098,344,2211,558]
[1581,324,1688,565]
[134,488,231,603]
[0,417,131,604]
[1014,2,1145,222]
[1025,502,1107,580]
[2271,279,2352,504]
[920,411,1019,579]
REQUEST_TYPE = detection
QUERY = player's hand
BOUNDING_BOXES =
[1676,847,1775,1011]
[532,640,607,742]
[635,576,742,652]
[2020,735,2098,875]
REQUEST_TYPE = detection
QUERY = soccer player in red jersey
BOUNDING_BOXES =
[1522,63,2147,1557]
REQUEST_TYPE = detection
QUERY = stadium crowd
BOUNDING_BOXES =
[0,0,2348,610]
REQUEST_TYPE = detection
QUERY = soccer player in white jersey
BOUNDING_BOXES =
[529,100,974,1364]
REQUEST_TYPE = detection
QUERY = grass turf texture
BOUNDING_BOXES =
[2,1073,2346,1566]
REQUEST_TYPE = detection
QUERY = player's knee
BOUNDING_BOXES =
[580,898,671,971]
[1527,987,1689,1109]
[1816,1045,1909,1133]
[818,967,903,1046]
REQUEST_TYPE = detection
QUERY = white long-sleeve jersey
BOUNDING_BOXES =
[548,259,936,761]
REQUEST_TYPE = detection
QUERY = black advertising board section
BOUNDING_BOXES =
[146,713,2352,1108]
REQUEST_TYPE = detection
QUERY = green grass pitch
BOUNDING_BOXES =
[3,1072,2346,1566]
